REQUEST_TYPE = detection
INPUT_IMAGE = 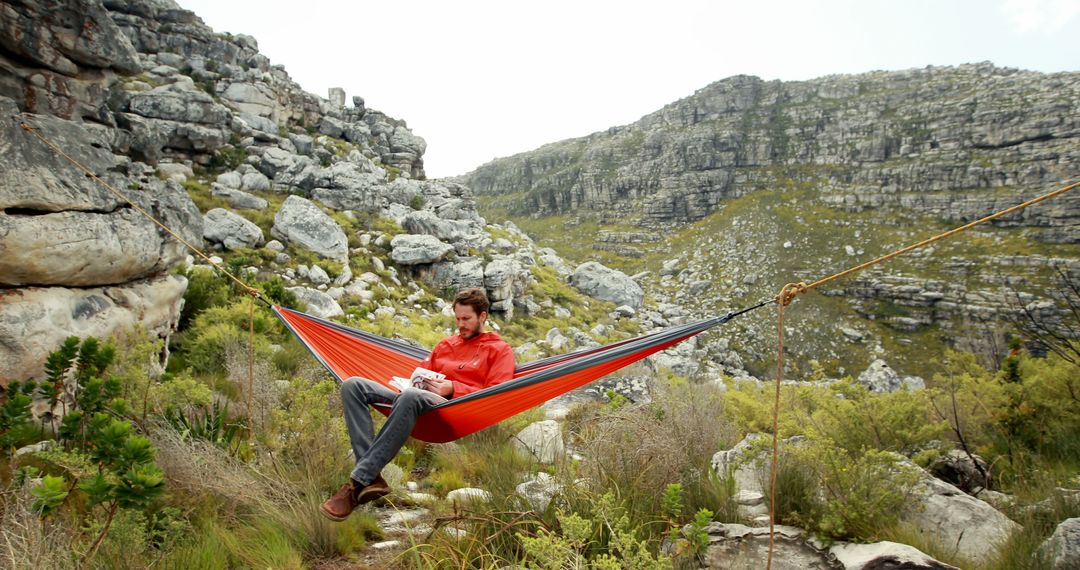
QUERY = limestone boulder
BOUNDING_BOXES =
[899,457,1020,563]
[484,258,529,302]
[310,164,385,212]
[0,275,187,382]
[216,171,243,189]
[203,208,263,250]
[127,81,232,125]
[829,541,959,569]
[699,524,832,569]
[0,0,139,76]
[211,185,268,210]
[271,195,348,261]
[220,81,279,120]
[857,359,925,393]
[538,247,573,275]
[402,209,480,243]
[1039,517,1080,570]
[928,449,991,494]
[241,171,271,192]
[419,258,485,291]
[287,287,343,319]
[516,472,563,512]
[0,172,201,287]
[513,420,565,464]
[389,234,454,265]
[1,100,127,212]
[569,261,644,308]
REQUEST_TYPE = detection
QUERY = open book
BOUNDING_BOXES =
[389,367,446,393]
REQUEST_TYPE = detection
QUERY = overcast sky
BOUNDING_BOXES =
[176,0,1079,178]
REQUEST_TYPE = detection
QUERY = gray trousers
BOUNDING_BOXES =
[341,377,446,485]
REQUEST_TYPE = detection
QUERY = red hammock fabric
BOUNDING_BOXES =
[273,305,750,443]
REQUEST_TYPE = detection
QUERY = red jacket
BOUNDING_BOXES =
[420,332,515,399]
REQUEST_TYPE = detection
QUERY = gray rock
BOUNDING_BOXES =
[203,208,263,250]
[288,134,314,155]
[0,144,201,288]
[421,258,485,291]
[234,112,277,135]
[0,0,139,76]
[310,164,385,212]
[402,209,480,242]
[537,248,572,275]
[286,287,343,319]
[446,487,491,505]
[241,171,271,192]
[221,82,279,120]
[1039,517,1080,570]
[700,523,832,569]
[513,420,565,464]
[712,433,808,495]
[857,359,925,393]
[898,456,1021,564]
[829,541,959,569]
[516,472,563,512]
[0,275,187,381]
[271,195,348,261]
[484,258,528,302]
[128,82,231,125]
[389,234,454,265]
[157,162,193,183]
[216,171,243,189]
[307,265,331,286]
[211,185,268,210]
[928,449,991,494]
[569,261,645,308]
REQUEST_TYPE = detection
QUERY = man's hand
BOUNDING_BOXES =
[425,377,454,397]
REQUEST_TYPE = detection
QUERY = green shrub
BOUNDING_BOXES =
[262,379,351,490]
[179,266,232,329]
[177,300,277,376]
[779,440,920,542]
[799,377,947,454]
[207,146,246,172]
[517,491,674,569]
[1,379,38,452]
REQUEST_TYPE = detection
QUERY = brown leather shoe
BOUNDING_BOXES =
[320,479,361,521]
[357,474,390,505]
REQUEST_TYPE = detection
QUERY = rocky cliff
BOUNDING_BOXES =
[460,65,1079,376]
[0,0,429,381]
[460,65,1079,243]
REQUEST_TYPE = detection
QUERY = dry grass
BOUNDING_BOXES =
[0,484,76,570]
[224,340,285,431]
[574,380,737,521]
[151,427,275,514]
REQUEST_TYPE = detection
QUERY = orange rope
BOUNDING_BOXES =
[247,298,256,440]
[763,178,1077,569]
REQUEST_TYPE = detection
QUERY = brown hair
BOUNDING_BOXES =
[453,287,490,316]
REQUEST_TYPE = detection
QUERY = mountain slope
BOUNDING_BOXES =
[463,65,1080,378]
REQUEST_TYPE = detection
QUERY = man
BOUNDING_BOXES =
[320,287,515,521]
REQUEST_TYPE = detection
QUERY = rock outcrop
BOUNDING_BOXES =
[0,275,187,381]
[0,0,434,381]
[460,64,1079,242]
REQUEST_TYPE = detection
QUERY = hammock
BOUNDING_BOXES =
[274,302,766,443]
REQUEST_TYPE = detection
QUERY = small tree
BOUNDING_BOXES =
[23,336,165,569]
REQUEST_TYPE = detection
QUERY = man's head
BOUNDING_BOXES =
[452,288,490,340]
